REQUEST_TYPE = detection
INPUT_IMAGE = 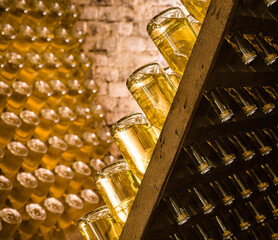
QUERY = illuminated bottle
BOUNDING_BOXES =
[47,79,68,109]
[0,141,27,178]
[22,138,47,172]
[0,23,16,54]
[9,172,38,209]
[0,208,22,240]
[111,113,158,180]
[0,175,12,208]
[0,82,12,113]
[179,0,211,22]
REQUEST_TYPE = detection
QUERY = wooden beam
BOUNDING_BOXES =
[120,0,239,239]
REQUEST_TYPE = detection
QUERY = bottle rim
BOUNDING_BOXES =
[41,108,60,123]
[110,112,148,136]
[26,203,46,221]
[1,112,22,127]
[146,7,185,34]
[44,198,64,213]
[0,175,12,190]
[34,168,55,183]
[94,160,129,181]
[126,63,163,90]
[7,141,28,157]
[0,208,22,224]
[27,139,47,154]
[20,110,40,125]
[65,194,84,209]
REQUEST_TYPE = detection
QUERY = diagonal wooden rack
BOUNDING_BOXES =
[120,0,278,239]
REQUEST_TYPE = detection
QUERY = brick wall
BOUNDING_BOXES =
[73,0,183,126]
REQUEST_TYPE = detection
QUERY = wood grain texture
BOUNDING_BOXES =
[120,0,239,239]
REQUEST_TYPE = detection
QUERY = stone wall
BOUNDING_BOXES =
[73,0,183,126]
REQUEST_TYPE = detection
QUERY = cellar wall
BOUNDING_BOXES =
[73,0,183,125]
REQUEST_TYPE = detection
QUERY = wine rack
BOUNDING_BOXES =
[120,0,278,239]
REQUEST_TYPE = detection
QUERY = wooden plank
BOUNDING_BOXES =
[120,0,239,239]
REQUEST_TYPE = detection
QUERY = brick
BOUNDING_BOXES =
[117,22,134,36]
[81,6,99,20]
[108,82,130,97]
[118,36,146,52]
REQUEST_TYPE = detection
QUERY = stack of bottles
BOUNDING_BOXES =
[77,0,278,239]
[0,0,115,239]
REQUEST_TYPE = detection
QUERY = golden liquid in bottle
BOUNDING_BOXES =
[93,128,113,160]
[61,134,83,166]
[88,104,105,131]
[19,203,46,238]
[40,2,64,31]
[52,106,76,137]
[18,52,44,85]
[14,110,39,143]
[77,132,100,163]
[0,174,13,208]
[164,67,182,90]
[46,80,67,109]
[0,142,28,178]
[0,208,22,240]
[179,0,211,22]
[0,52,24,85]
[57,53,77,80]
[69,161,91,192]
[5,0,30,29]
[68,105,92,135]
[6,81,32,114]
[50,27,74,56]
[37,52,61,81]
[95,161,139,224]
[111,113,158,180]
[77,206,123,240]
[31,26,53,54]
[74,52,93,81]
[33,108,60,142]
[0,81,12,113]
[25,80,53,114]
[41,136,67,170]
[127,71,175,130]
[61,79,84,107]
[49,165,74,198]
[80,79,99,106]
[31,168,55,203]
[62,4,80,29]
[9,172,38,209]
[147,9,196,76]
[80,189,101,216]
[23,0,49,29]
[22,138,47,172]
[9,25,36,55]
[0,112,21,148]
[58,194,84,229]
[0,24,16,54]
[40,198,64,233]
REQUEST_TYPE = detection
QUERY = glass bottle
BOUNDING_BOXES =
[0,112,21,148]
[33,108,60,142]
[111,113,158,180]
[77,206,123,240]
[15,110,39,143]
[41,136,67,170]
[9,172,38,209]
[0,208,22,240]
[147,7,197,76]
[32,168,55,203]
[61,134,83,166]
[185,144,212,174]
[203,89,234,123]
[0,175,12,208]
[0,23,16,54]
[18,52,44,85]
[6,81,32,114]
[179,0,211,22]
[88,103,106,131]
[225,32,257,65]
[229,173,253,199]
[46,79,67,109]
[73,52,93,80]
[95,160,140,224]
[80,189,101,216]
[0,52,24,85]
[25,80,53,114]
[58,194,84,229]
[225,87,257,116]
[40,198,64,234]
[49,164,74,198]
[163,194,190,225]
[22,138,47,172]
[31,26,53,54]
[18,203,46,239]
[0,81,11,113]
[0,141,27,178]
[126,63,176,130]
[245,130,272,156]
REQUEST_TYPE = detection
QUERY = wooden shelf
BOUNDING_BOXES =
[120,0,278,239]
